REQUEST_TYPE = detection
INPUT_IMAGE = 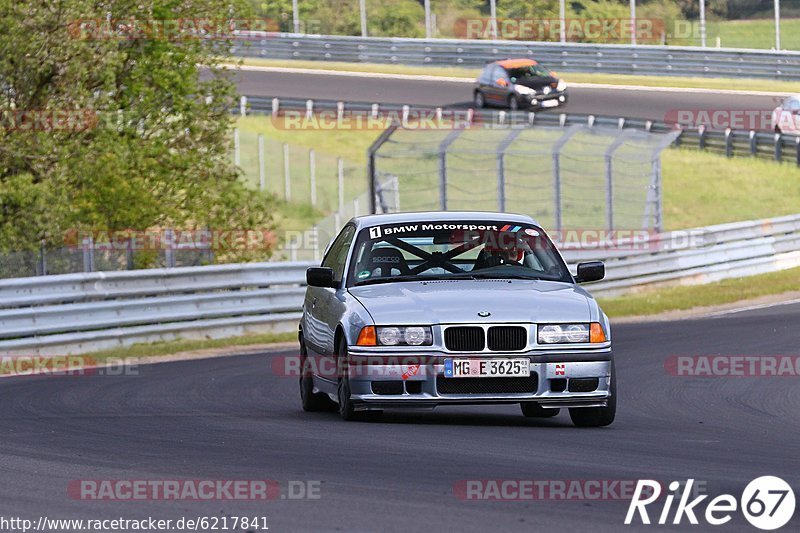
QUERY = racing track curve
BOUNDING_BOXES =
[0,303,798,532]
[233,69,783,125]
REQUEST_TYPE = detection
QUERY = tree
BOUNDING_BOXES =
[0,0,276,262]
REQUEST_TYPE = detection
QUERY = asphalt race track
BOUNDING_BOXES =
[1,303,798,532]
[235,69,783,124]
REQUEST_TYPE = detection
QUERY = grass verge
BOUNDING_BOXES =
[86,331,296,362]
[598,267,800,318]
[239,57,800,93]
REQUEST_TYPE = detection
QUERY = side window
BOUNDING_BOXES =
[322,225,355,284]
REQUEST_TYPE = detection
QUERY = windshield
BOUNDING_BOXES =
[346,220,572,287]
[507,65,552,80]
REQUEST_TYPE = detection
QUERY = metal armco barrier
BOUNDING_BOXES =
[232,33,800,81]
[3,215,800,355]
[244,96,800,165]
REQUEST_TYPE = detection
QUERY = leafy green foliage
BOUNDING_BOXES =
[0,1,277,261]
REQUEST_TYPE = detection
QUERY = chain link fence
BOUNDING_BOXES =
[369,122,680,233]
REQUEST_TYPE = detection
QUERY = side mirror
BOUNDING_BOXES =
[575,261,605,284]
[307,267,335,288]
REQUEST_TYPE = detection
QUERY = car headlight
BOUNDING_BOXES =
[357,326,433,346]
[514,85,535,95]
[556,79,567,92]
[537,323,606,344]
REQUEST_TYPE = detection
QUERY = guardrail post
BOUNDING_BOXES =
[698,125,706,150]
[724,128,733,157]
[283,143,291,201]
[496,129,523,212]
[796,136,800,167]
[239,95,247,117]
[438,129,464,210]
[749,130,757,156]
[305,99,314,120]
[309,149,317,207]
[774,133,782,162]
[272,98,279,115]
[258,134,266,191]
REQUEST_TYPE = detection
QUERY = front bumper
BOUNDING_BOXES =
[344,350,612,411]
[517,89,568,108]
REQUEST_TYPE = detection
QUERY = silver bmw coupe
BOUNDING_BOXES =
[298,211,615,427]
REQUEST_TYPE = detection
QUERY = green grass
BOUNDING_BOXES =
[598,266,800,317]
[712,18,800,50]
[661,149,800,230]
[85,332,296,361]
[238,57,800,93]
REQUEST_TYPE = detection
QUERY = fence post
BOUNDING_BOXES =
[367,124,398,214]
[312,225,320,262]
[38,240,47,276]
[750,130,757,156]
[774,132,782,162]
[438,129,464,210]
[796,136,800,166]
[82,236,95,272]
[353,198,360,217]
[496,129,523,212]
[258,134,266,191]
[233,128,240,167]
[603,130,635,231]
[309,149,317,207]
[283,143,291,201]
[698,125,706,150]
[164,229,176,268]
[551,126,581,232]
[337,157,345,214]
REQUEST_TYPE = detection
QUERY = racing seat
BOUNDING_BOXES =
[365,247,411,277]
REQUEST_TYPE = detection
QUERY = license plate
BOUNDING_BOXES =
[541,99,559,108]
[444,358,530,378]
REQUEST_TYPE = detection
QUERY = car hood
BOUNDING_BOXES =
[349,279,591,325]
[514,76,558,90]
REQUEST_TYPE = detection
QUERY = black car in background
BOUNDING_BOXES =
[474,59,568,111]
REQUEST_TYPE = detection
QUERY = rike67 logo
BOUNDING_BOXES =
[626,477,795,530]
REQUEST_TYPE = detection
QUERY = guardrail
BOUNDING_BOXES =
[233,33,800,81]
[3,214,800,355]
[244,96,800,165]
[0,262,310,356]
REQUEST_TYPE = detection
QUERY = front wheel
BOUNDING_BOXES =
[569,362,616,427]
[508,95,520,111]
[336,337,382,422]
[299,340,336,412]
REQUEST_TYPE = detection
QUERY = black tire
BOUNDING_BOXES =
[520,403,560,418]
[569,362,617,428]
[335,337,382,422]
[508,95,520,111]
[299,339,336,412]
[474,90,485,109]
